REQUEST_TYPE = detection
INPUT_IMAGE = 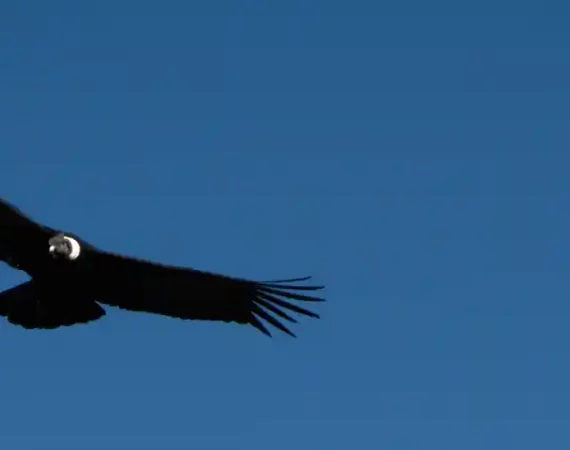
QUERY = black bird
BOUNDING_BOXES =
[0,197,324,336]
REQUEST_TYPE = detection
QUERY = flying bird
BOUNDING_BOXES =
[0,197,324,337]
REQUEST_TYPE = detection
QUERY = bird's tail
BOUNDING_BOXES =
[0,281,106,329]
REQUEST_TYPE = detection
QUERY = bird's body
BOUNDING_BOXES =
[0,197,324,336]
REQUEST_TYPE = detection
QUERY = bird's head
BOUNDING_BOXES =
[48,233,82,260]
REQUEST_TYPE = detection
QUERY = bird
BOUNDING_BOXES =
[0,197,324,337]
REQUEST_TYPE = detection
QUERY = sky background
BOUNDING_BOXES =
[1,1,569,449]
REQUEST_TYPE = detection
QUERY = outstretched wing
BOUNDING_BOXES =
[88,249,325,337]
[0,198,56,270]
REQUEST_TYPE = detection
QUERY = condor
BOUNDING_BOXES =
[0,198,324,337]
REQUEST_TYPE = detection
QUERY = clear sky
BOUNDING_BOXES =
[1,1,569,449]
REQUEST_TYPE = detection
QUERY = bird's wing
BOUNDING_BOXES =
[89,249,325,337]
[0,198,55,268]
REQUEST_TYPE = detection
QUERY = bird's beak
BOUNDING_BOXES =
[49,245,56,253]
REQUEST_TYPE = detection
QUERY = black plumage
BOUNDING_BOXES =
[0,197,324,336]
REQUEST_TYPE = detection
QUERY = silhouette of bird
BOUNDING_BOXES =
[0,197,324,336]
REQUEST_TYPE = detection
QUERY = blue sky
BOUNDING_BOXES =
[1,1,569,449]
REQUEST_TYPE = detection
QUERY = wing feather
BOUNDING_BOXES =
[89,249,324,337]
[0,198,56,270]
